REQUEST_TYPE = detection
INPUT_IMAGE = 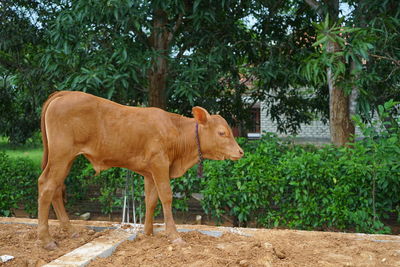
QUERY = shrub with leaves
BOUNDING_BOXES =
[171,166,201,213]
[201,134,286,226]
[0,152,40,216]
[200,102,400,233]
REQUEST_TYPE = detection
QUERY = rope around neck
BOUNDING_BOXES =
[195,122,204,178]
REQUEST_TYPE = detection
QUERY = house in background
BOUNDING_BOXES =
[247,101,362,144]
[237,75,360,143]
[246,102,261,139]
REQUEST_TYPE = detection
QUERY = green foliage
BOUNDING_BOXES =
[0,1,54,144]
[0,0,332,142]
[249,1,327,134]
[171,167,201,213]
[92,168,125,216]
[200,104,400,233]
[0,134,43,168]
[200,134,285,226]
[303,0,400,122]
[303,15,374,93]
[1,0,399,144]
[350,100,400,231]
[72,164,127,216]
[352,0,400,120]
[277,149,335,229]
[64,155,91,207]
[0,85,44,145]
[0,152,40,217]
[69,160,200,219]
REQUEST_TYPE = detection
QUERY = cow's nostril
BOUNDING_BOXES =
[239,149,244,156]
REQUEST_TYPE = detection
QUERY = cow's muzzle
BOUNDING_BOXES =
[230,148,244,160]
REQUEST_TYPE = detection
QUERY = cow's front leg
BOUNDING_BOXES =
[143,175,159,236]
[151,168,182,243]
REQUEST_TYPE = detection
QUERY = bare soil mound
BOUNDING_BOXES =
[1,220,400,267]
[89,231,278,267]
[0,223,105,266]
[89,227,400,267]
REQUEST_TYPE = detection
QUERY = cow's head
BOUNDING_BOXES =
[192,106,244,161]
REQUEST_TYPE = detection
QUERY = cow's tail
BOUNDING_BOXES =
[41,91,67,170]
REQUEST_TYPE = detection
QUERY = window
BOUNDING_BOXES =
[249,107,260,133]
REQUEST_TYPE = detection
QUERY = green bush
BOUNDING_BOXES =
[277,149,335,229]
[64,155,92,207]
[71,162,200,220]
[171,166,201,213]
[200,102,400,233]
[201,133,286,226]
[0,152,40,216]
[72,164,132,217]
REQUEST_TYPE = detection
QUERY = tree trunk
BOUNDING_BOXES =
[325,0,355,146]
[327,40,354,146]
[148,9,169,109]
[328,80,354,146]
[305,0,355,146]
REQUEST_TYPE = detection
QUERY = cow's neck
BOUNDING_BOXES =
[169,117,201,178]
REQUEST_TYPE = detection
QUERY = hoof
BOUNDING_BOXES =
[171,237,185,244]
[144,230,154,236]
[43,240,58,251]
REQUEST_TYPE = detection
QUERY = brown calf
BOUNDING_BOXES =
[38,91,243,250]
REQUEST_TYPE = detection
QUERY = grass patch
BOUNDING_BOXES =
[0,137,43,168]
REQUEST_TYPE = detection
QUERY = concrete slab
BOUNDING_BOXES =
[177,228,224,238]
[0,217,116,228]
[43,229,136,267]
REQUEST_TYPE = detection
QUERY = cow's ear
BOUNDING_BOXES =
[192,106,210,125]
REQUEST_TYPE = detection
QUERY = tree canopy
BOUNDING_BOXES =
[0,0,399,144]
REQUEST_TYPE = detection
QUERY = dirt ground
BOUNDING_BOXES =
[1,219,400,266]
[0,222,106,267]
[89,226,400,267]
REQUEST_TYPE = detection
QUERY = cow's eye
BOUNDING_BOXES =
[218,131,225,136]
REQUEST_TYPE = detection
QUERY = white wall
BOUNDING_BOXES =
[260,101,363,143]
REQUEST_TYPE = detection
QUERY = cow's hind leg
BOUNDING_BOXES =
[38,161,73,250]
[52,181,79,238]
